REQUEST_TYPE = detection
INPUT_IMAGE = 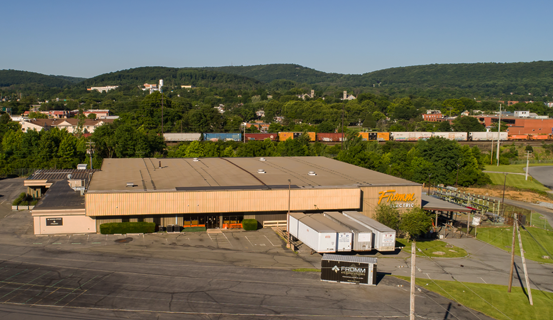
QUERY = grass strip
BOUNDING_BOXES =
[475,227,553,264]
[394,275,553,320]
[292,268,320,272]
[396,239,468,258]
[486,173,549,191]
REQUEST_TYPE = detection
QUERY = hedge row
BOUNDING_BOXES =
[12,193,31,206]
[99,222,156,234]
[242,219,258,231]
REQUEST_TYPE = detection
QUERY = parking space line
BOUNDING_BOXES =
[1,271,50,299]
[53,275,99,305]
[244,236,254,247]
[207,233,214,241]
[63,273,112,307]
[27,274,73,304]
[221,233,233,247]
[480,277,487,284]
[263,235,279,246]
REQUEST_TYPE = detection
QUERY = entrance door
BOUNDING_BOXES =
[205,215,219,229]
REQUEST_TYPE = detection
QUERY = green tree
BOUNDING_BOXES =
[87,113,97,119]
[452,116,485,132]
[28,112,48,119]
[399,207,433,240]
[437,121,452,132]
[375,204,400,230]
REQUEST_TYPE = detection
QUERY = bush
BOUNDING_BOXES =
[19,201,28,206]
[12,192,27,206]
[182,226,206,232]
[100,222,156,234]
[30,200,38,206]
[242,219,258,231]
[399,208,433,240]
[375,204,400,230]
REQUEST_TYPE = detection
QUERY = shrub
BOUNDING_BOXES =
[12,192,27,206]
[19,201,28,206]
[242,219,258,231]
[182,226,206,232]
[399,208,433,240]
[100,222,156,234]
[30,200,38,206]
[375,204,400,230]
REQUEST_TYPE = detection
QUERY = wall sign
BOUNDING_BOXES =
[377,190,416,208]
[46,218,63,226]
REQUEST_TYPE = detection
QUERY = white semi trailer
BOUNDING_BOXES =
[323,211,373,251]
[289,213,337,253]
[310,214,352,252]
[342,211,397,252]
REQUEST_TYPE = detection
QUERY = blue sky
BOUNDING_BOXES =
[1,0,552,78]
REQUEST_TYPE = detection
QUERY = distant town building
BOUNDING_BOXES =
[423,112,444,122]
[180,85,194,89]
[214,104,225,114]
[545,102,553,108]
[256,110,265,118]
[87,86,119,93]
[473,114,553,135]
[514,111,530,118]
[341,91,356,101]
[297,90,315,100]
[246,122,270,132]
[21,118,114,134]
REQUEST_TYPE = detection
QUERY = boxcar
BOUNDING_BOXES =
[508,134,530,141]
[432,132,467,141]
[391,132,432,141]
[317,133,344,142]
[469,132,508,141]
[203,133,242,142]
[278,132,316,141]
[244,133,278,141]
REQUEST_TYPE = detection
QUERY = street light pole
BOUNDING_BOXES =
[496,104,502,166]
[427,173,432,195]
[525,151,530,181]
[501,173,507,217]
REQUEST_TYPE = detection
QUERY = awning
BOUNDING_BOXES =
[421,195,473,213]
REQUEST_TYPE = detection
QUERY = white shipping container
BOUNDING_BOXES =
[324,212,372,251]
[310,214,352,252]
[163,133,202,142]
[469,132,508,141]
[290,214,336,253]
[432,132,467,141]
[342,211,396,252]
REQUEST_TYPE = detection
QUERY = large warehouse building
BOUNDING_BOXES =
[29,157,422,234]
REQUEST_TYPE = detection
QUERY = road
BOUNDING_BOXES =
[528,166,553,190]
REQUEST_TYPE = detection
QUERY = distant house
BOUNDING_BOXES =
[256,110,265,118]
[181,85,194,89]
[23,110,71,119]
[21,119,114,134]
[214,105,225,114]
[297,90,315,100]
[246,122,270,132]
[460,110,470,116]
[423,112,444,122]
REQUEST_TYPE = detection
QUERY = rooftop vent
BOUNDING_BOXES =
[308,171,317,176]
[126,182,135,187]
[193,158,200,162]
[77,164,87,170]
[259,157,266,161]
[257,169,266,174]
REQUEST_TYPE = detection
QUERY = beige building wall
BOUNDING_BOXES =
[360,185,422,218]
[33,209,96,235]
[86,188,361,217]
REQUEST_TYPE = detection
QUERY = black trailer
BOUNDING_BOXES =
[321,254,377,286]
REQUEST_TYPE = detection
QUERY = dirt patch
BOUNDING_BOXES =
[460,186,553,204]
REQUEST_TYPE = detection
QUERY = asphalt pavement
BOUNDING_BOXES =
[528,166,553,189]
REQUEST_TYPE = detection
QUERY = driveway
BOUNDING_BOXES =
[528,166,553,189]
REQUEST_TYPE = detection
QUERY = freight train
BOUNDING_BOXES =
[163,131,549,143]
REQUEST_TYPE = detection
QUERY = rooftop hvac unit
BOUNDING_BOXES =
[308,171,317,176]
[77,164,87,170]
[126,182,135,187]
[259,157,266,161]
[193,158,200,162]
[257,169,266,174]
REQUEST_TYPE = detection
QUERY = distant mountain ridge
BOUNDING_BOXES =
[3,61,553,99]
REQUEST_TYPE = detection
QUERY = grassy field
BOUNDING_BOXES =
[475,226,553,264]
[394,276,553,320]
[530,212,553,230]
[396,239,468,258]
[484,163,553,173]
[486,172,550,191]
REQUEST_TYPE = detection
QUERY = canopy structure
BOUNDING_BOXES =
[421,195,472,213]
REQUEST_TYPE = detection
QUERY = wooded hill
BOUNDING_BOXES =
[0,70,84,88]
[2,61,553,100]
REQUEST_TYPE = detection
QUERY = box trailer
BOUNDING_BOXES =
[323,212,373,251]
[321,254,377,285]
[289,213,336,253]
[469,132,508,141]
[310,214,352,252]
[342,211,396,252]
[317,133,344,142]
[245,133,278,141]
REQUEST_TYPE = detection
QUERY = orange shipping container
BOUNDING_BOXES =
[377,132,390,141]
[509,134,530,140]
[278,132,294,141]
[358,132,369,141]
[530,134,550,140]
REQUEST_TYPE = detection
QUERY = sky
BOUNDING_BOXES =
[1,0,552,78]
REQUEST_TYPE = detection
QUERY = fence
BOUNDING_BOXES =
[263,220,287,228]
[0,168,38,178]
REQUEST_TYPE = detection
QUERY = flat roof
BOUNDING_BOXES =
[88,157,419,193]
[33,181,85,210]
[421,195,472,212]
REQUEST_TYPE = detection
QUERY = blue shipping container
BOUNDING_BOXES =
[203,133,242,142]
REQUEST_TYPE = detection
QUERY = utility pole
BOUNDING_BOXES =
[86,141,95,170]
[341,104,344,150]
[161,93,164,135]
[490,138,494,165]
[456,163,460,187]
[508,213,517,292]
[427,173,432,195]
[525,151,530,181]
[410,241,416,320]
[516,218,533,305]
[287,179,292,249]
[501,173,507,217]
[496,104,502,166]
